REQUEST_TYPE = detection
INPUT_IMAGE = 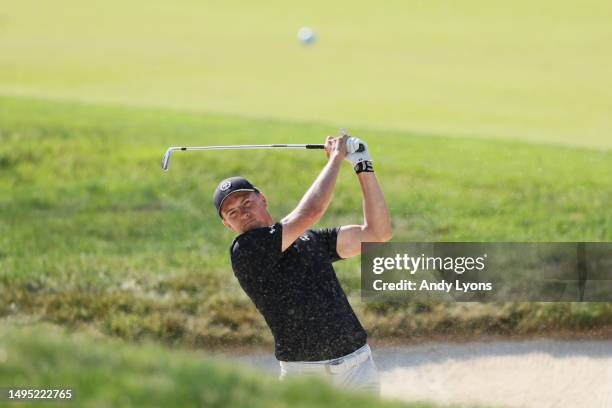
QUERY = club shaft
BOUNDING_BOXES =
[174,144,324,150]
[162,144,324,171]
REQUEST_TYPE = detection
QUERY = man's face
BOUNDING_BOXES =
[220,191,273,233]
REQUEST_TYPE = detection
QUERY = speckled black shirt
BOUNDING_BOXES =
[230,222,367,362]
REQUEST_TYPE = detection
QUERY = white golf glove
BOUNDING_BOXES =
[345,137,373,173]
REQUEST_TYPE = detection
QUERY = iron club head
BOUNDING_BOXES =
[161,148,175,171]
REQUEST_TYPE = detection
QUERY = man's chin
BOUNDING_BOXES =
[242,221,259,232]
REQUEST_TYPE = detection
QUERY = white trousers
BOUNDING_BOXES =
[278,344,381,396]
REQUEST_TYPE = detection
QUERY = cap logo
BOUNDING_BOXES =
[220,181,232,191]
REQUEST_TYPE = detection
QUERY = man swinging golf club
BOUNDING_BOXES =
[213,133,392,395]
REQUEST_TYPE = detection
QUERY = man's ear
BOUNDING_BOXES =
[259,192,268,208]
[221,218,233,230]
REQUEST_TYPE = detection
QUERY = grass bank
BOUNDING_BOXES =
[0,321,437,407]
[1,95,611,348]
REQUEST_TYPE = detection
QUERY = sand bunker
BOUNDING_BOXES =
[227,339,612,408]
[376,340,612,408]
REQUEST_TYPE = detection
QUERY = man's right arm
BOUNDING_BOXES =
[279,135,348,252]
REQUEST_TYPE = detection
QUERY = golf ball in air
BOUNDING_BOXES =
[297,27,316,45]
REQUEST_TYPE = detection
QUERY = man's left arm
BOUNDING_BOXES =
[336,141,393,258]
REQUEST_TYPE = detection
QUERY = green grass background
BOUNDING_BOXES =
[1,1,612,406]
[1,0,611,147]
[1,95,611,348]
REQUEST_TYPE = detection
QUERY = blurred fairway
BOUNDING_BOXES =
[1,0,611,147]
[1,95,611,346]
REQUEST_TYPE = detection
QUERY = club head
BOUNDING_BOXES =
[161,148,174,171]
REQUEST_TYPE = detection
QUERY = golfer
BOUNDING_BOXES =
[213,134,392,395]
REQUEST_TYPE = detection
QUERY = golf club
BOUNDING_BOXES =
[161,138,364,171]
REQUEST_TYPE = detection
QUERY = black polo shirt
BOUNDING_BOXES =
[230,222,367,361]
